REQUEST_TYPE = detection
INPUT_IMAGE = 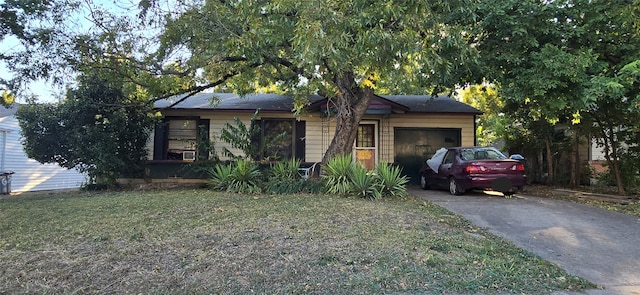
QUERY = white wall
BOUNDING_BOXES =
[0,114,87,193]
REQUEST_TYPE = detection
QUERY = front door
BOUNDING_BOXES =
[355,123,377,170]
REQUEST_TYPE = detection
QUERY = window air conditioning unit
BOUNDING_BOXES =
[183,150,196,161]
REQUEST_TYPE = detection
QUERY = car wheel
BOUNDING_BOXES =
[420,174,430,190]
[449,177,464,196]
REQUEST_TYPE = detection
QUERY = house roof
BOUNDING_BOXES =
[379,95,483,114]
[154,93,482,114]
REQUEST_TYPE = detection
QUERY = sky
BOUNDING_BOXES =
[0,0,149,104]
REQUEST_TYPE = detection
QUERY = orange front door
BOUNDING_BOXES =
[355,124,376,170]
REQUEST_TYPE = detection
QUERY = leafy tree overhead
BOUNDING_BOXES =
[474,0,597,185]
[151,0,480,161]
[3,0,481,163]
[16,76,157,186]
[459,84,506,147]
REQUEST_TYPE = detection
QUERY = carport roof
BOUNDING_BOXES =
[154,92,482,114]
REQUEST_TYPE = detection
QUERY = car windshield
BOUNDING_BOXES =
[460,148,507,160]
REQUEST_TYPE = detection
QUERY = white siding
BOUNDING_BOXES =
[590,139,607,161]
[0,115,87,193]
[151,110,477,165]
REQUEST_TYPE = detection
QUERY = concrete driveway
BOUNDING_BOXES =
[409,188,640,295]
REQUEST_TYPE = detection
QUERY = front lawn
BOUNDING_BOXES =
[0,189,593,294]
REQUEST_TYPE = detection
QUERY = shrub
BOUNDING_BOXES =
[264,178,325,194]
[323,155,355,196]
[208,163,234,191]
[323,156,410,200]
[349,164,381,200]
[208,160,263,193]
[228,159,263,194]
[375,163,409,198]
[269,159,301,180]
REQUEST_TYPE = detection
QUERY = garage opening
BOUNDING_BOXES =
[394,128,461,184]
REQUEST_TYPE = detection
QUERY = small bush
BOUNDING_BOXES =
[349,164,381,200]
[269,159,301,180]
[264,178,325,194]
[208,160,263,193]
[208,163,234,191]
[375,163,409,198]
[322,156,409,200]
[323,155,355,196]
[228,159,263,194]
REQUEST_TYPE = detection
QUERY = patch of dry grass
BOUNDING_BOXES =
[0,189,592,294]
[524,184,640,218]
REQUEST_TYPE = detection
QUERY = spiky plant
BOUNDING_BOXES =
[228,159,263,194]
[375,163,409,198]
[208,163,234,191]
[349,164,381,200]
[323,154,355,196]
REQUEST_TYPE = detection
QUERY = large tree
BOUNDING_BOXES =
[473,0,597,185]
[148,0,480,161]
[15,75,157,185]
[3,0,480,163]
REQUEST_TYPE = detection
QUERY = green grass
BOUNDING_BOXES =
[0,189,593,294]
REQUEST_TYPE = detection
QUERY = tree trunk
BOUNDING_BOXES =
[602,125,626,195]
[570,129,578,188]
[322,72,374,163]
[545,138,554,184]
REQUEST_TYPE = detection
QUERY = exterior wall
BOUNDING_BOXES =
[0,115,87,193]
[590,139,607,161]
[151,110,476,165]
[155,110,305,161]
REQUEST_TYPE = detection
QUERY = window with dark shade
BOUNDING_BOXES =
[357,124,375,148]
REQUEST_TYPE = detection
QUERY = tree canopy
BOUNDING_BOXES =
[15,75,157,185]
[4,0,640,193]
[3,0,481,163]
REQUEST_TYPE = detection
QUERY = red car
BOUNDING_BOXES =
[419,147,527,196]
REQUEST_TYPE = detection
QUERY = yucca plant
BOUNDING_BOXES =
[375,163,409,198]
[349,164,381,200]
[228,159,263,193]
[269,159,301,180]
[323,154,355,196]
[208,163,234,191]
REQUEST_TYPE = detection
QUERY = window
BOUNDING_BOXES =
[167,119,197,160]
[262,120,293,160]
[253,119,306,161]
[356,124,375,147]
[153,117,209,161]
[443,151,456,164]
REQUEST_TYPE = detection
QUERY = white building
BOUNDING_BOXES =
[0,105,87,193]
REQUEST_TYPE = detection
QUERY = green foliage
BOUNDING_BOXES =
[219,110,261,160]
[1,91,14,107]
[323,155,356,196]
[269,159,301,180]
[375,163,409,198]
[264,178,325,194]
[15,75,156,186]
[460,84,507,146]
[348,165,381,200]
[209,160,263,194]
[208,163,234,191]
[323,155,408,199]
[263,159,326,194]
[228,159,263,194]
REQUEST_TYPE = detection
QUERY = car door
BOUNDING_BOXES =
[434,149,456,188]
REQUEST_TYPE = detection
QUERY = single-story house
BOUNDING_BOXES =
[0,105,88,193]
[147,93,483,184]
